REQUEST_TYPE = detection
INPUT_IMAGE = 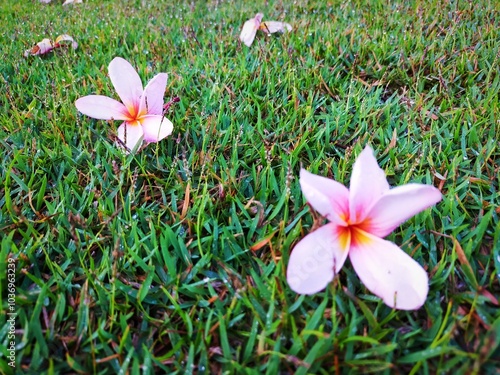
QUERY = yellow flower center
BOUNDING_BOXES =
[125,104,147,125]
[338,215,373,249]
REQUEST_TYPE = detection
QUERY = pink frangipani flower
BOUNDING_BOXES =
[287,146,442,310]
[75,57,173,152]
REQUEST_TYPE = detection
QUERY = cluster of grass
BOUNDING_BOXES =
[0,0,499,373]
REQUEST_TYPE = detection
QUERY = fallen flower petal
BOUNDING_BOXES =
[63,0,82,5]
[260,21,292,34]
[24,38,54,57]
[349,232,429,310]
[117,122,144,152]
[287,223,350,294]
[75,57,174,152]
[54,34,78,49]
[298,170,349,226]
[141,116,173,143]
[366,184,446,238]
[140,73,169,116]
[24,35,77,57]
[287,146,442,310]
[73,95,129,121]
[240,13,291,47]
[349,146,390,223]
[239,13,263,47]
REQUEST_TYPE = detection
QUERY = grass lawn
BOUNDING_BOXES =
[1,0,499,373]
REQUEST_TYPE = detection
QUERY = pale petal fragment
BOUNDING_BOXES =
[366,184,442,238]
[108,57,143,116]
[299,169,350,225]
[139,73,168,116]
[260,21,292,34]
[287,223,350,294]
[24,38,53,57]
[239,13,263,47]
[349,230,429,310]
[54,34,78,49]
[117,122,144,152]
[141,115,173,143]
[62,0,82,5]
[75,95,129,120]
[349,146,390,223]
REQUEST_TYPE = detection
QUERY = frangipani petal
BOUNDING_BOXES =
[287,223,350,294]
[25,35,77,57]
[54,34,78,49]
[366,184,442,238]
[24,38,54,57]
[349,230,428,310]
[108,57,143,117]
[239,13,263,47]
[117,122,144,151]
[75,95,129,120]
[139,73,168,116]
[141,115,173,143]
[349,146,390,223]
[260,21,292,34]
[299,169,350,225]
